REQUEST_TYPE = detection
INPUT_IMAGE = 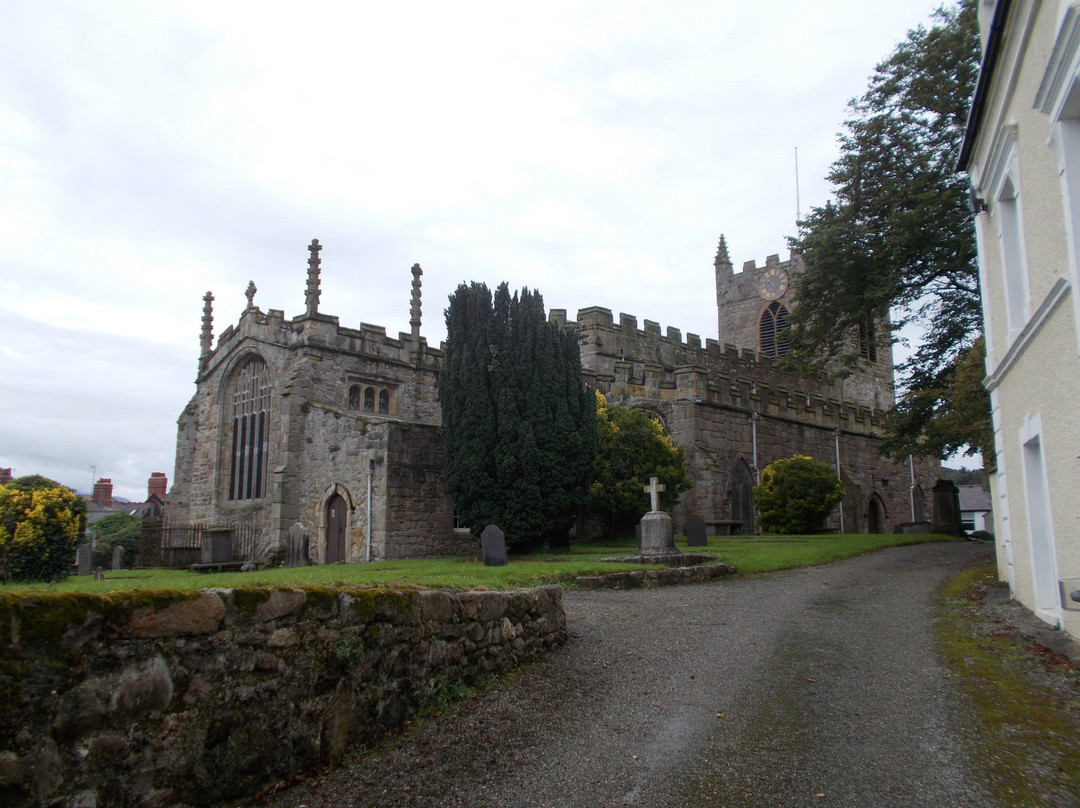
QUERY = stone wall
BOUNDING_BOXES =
[0,585,566,808]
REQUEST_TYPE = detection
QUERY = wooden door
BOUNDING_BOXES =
[326,494,347,563]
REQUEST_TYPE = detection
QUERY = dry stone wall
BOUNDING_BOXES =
[0,585,566,808]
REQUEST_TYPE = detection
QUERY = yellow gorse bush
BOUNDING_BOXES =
[0,482,84,582]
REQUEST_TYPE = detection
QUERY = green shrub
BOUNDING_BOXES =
[753,456,844,534]
[588,393,693,538]
[90,512,142,567]
[0,476,86,582]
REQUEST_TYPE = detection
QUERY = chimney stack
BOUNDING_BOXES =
[92,478,114,506]
[148,472,168,500]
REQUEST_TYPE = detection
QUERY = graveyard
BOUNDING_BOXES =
[0,530,962,594]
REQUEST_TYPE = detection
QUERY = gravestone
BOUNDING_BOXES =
[481,524,507,567]
[76,543,93,576]
[111,545,124,571]
[201,529,232,564]
[685,514,707,547]
[286,522,310,567]
[639,477,676,556]
[931,479,964,536]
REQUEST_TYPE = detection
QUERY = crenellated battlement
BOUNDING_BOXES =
[201,305,440,381]
[569,305,887,425]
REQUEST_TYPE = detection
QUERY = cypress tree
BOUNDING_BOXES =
[439,282,596,548]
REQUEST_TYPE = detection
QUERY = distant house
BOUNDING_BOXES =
[960,0,1080,634]
[957,485,993,534]
[82,474,168,525]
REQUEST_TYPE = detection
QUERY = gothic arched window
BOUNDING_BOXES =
[348,385,361,410]
[759,302,790,358]
[227,355,272,501]
[378,389,390,414]
[364,387,375,412]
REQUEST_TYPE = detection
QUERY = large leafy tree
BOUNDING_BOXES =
[588,393,692,538]
[786,0,989,460]
[439,282,597,548]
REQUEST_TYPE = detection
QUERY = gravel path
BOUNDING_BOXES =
[252,542,997,807]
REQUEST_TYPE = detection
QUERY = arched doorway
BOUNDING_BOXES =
[326,493,347,563]
[730,459,754,534]
[866,494,886,535]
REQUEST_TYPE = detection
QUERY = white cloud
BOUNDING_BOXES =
[0,0,947,498]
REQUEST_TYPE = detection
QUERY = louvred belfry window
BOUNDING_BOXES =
[228,356,272,500]
[858,321,878,363]
[759,302,791,358]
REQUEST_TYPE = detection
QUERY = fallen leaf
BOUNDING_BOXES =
[632,755,640,760]
[806,678,816,683]
[816,793,826,799]
[716,713,725,719]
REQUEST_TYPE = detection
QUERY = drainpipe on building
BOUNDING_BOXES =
[750,412,760,484]
[909,454,916,522]
[834,429,845,534]
[366,459,374,563]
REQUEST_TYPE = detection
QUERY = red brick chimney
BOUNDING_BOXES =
[92,478,113,506]
[147,472,168,500]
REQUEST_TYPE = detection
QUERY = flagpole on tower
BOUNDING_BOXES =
[795,146,801,228]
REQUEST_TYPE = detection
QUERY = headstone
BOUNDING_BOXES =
[685,514,707,547]
[931,479,964,536]
[111,545,124,571]
[77,543,93,576]
[481,524,507,567]
[201,529,232,564]
[286,522,310,567]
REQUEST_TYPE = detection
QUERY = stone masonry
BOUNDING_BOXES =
[168,236,938,563]
[0,585,566,808]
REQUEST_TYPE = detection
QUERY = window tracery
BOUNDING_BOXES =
[227,355,271,501]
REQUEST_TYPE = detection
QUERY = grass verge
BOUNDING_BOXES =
[0,532,964,593]
[936,562,1080,804]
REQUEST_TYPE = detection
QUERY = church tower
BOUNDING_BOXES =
[713,235,895,410]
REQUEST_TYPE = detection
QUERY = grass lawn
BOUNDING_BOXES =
[0,532,965,594]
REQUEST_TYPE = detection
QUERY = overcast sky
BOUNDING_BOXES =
[1,1,952,501]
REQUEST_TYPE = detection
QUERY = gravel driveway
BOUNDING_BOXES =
[253,542,997,807]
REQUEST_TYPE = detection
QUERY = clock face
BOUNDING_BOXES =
[757,267,789,301]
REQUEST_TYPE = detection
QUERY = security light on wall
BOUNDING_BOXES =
[968,185,989,214]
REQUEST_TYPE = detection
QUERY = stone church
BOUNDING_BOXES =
[167,237,939,563]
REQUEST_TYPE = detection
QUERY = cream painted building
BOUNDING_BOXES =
[961,0,1080,635]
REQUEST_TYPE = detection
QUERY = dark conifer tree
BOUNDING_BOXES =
[785,0,989,461]
[439,282,596,548]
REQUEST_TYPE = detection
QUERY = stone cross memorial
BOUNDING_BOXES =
[111,545,125,571]
[639,476,677,556]
[481,524,508,567]
[643,476,666,512]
